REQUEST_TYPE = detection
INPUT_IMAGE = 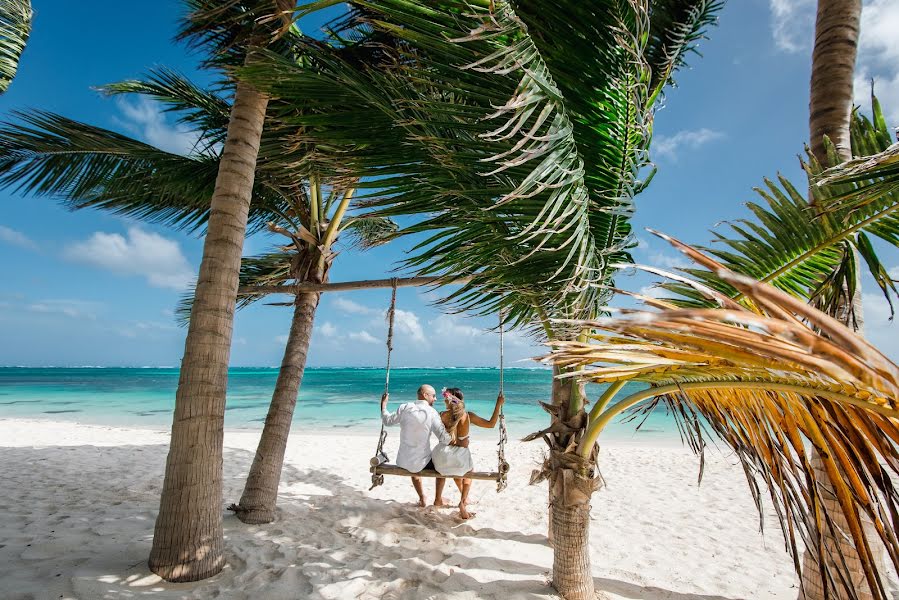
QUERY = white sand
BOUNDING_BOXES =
[0,418,800,599]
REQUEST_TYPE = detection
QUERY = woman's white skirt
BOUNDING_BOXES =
[431,443,473,477]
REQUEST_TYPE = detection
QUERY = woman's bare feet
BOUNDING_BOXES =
[458,502,475,520]
[433,497,447,507]
[417,496,427,508]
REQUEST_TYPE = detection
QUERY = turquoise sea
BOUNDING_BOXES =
[0,367,680,442]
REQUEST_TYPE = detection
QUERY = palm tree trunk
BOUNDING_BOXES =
[546,366,600,600]
[799,451,876,600]
[231,291,320,523]
[803,3,869,597]
[148,80,268,583]
[808,0,861,165]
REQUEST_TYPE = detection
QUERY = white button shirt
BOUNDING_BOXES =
[381,400,452,472]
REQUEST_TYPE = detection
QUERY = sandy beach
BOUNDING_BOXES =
[0,418,801,599]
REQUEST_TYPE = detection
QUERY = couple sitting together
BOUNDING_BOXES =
[380,384,505,519]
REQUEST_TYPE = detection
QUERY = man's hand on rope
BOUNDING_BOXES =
[380,392,389,412]
[496,392,505,407]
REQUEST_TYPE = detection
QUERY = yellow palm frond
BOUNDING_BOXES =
[546,232,899,600]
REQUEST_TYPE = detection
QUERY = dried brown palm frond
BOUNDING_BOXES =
[545,231,899,600]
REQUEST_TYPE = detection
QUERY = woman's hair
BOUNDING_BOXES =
[443,387,466,442]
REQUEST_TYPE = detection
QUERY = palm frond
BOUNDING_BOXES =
[0,0,30,94]
[0,110,282,234]
[661,101,899,318]
[98,67,231,152]
[244,0,721,339]
[342,216,397,250]
[548,234,899,600]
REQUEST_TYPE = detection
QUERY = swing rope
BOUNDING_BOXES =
[369,279,397,490]
[369,285,508,492]
[496,310,509,492]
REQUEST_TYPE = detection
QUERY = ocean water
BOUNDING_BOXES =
[0,367,681,442]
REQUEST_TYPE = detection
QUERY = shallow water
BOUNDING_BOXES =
[0,367,683,442]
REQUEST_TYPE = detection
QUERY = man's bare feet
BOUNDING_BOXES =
[433,497,447,507]
[458,502,475,520]
[417,497,427,508]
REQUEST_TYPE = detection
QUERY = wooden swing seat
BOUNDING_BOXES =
[372,463,503,481]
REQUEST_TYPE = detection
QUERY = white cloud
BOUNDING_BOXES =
[319,321,339,337]
[634,237,690,270]
[768,0,816,53]
[0,225,38,251]
[393,309,427,345]
[348,330,379,344]
[889,266,899,280]
[767,0,899,126]
[26,299,102,320]
[653,128,725,160]
[333,296,378,315]
[115,97,201,156]
[862,292,898,360]
[64,227,194,291]
[638,285,667,299]
[432,314,481,339]
[275,334,289,345]
[854,0,899,126]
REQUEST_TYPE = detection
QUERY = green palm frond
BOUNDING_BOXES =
[0,110,283,234]
[548,235,899,600]
[245,0,721,338]
[0,0,31,94]
[661,100,899,317]
[99,67,232,152]
[342,216,397,250]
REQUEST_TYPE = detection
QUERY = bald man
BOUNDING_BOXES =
[381,384,452,507]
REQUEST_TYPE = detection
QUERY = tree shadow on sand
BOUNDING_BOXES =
[0,443,769,600]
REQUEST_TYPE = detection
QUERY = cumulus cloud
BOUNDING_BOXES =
[64,227,194,291]
[634,237,690,270]
[333,296,379,315]
[653,128,725,160]
[862,292,898,359]
[432,314,482,339]
[115,97,201,156]
[890,265,899,280]
[0,225,38,251]
[854,0,899,125]
[393,309,427,345]
[348,330,379,344]
[768,0,899,126]
[768,0,816,53]
[27,299,102,320]
[319,321,339,337]
[275,334,290,345]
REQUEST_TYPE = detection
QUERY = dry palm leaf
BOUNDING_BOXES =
[546,231,899,600]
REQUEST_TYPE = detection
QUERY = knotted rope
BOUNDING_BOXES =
[497,310,509,492]
[370,279,398,490]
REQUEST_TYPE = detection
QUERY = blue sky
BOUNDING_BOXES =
[0,0,897,367]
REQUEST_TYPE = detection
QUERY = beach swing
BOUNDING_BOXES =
[369,280,510,492]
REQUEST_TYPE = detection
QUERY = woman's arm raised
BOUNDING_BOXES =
[468,392,505,428]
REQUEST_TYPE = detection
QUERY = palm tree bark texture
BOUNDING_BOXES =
[232,290,321,523]
[803,1,870,598]
[148,81,269,582]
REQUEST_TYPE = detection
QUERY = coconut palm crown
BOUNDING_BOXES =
[0,0,31,94]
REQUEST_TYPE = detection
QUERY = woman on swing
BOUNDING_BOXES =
[432,387,505,519]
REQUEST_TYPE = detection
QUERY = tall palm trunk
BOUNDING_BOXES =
[231,291,320,523]
[802,2,868,598]
[544,366,601,600]
[148,81,269,583]
[808,0,861,165]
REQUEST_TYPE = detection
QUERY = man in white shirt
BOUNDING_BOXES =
[381,384,452,507]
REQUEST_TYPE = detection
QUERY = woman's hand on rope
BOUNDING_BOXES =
[380,392,389,411]
[496,392,505,408]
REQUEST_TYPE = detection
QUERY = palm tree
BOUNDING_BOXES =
[0,0,31,94]
[809,0,862,165]
[0,61,396,526]
[240,1,722,596]
[546,235,899,600]
[655,97,898,600]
